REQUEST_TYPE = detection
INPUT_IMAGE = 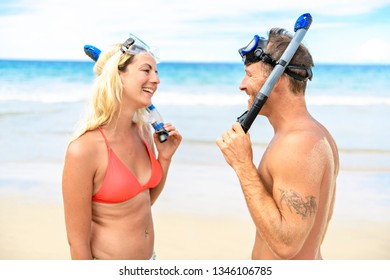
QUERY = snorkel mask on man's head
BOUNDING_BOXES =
[238,35,275,66]
[238,34,313,81]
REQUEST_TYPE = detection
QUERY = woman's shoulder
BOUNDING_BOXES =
[66,129,104,160]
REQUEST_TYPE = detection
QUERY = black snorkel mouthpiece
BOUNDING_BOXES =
[237,13,313,133]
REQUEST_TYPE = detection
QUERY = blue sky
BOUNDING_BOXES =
[0,0,389,64]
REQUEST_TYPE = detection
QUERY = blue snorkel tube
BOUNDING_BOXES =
[237,13,313,133]
[83,44,169,143]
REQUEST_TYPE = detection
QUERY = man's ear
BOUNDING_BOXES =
[274,74,288,92]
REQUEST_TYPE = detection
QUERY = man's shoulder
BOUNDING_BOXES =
[270,126,330,163]
[278,126,321,146]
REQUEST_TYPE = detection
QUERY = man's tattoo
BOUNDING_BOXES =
[279,189,317,219]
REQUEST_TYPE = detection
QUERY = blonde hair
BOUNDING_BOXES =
[70,43,150,143]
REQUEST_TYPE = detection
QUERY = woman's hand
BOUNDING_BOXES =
[154,123,182,161]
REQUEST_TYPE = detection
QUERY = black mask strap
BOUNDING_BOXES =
[284,65,313,81]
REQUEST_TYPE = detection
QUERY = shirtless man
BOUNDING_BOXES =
[216,28,339,259]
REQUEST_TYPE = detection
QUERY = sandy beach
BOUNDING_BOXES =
[0,200,389,260]
[0,141,389,260]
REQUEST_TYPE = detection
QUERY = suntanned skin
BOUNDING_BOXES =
[62,54,181,259]
[217,62,339,259]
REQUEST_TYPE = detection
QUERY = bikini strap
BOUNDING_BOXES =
[143,139,151,154]
[98,127,110,149]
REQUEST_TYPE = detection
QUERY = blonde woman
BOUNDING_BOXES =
[62,35,182,260]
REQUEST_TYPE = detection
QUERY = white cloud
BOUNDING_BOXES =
[0,0,389,63]
[353,39,390,63]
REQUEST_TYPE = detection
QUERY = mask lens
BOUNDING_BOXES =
[129,33,149,51]
[238,35,271,65]
[239,35,260,57]
[121,33,160,63]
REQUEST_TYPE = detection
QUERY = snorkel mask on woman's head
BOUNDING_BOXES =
[120,33,160,63]
[238,34,313,81]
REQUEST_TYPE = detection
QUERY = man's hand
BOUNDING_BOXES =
[216,122,253,171]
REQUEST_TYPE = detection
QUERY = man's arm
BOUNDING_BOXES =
[217,123,324,259]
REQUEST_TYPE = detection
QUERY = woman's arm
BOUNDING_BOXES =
[62,138,96,259]
[149,123,182,205]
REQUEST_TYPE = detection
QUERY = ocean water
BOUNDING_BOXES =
[1,60,390,158]
[0,60,389,219]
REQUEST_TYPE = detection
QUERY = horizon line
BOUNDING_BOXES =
[0,58,390,67]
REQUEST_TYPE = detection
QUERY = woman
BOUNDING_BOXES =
[62,35,182,260]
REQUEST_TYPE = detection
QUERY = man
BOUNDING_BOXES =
[216,28,339,259]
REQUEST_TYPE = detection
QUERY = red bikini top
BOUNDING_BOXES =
[92,128,162,204]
